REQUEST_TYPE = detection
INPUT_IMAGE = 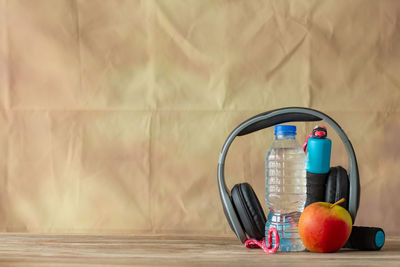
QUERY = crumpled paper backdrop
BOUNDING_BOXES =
[0,0,399,236]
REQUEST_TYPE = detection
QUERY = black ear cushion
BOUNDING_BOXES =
[335,166,349,210]
[325,167,337,204]
[325,166,349,210]
[231,183,266,240]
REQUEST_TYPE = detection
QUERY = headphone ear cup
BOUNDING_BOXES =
[231,183,266,240]
[325,166,349,210]
[325,167,337,204]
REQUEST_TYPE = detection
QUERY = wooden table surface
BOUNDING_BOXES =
[0,234,398,266]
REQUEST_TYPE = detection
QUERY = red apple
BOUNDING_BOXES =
[298,198,352,253]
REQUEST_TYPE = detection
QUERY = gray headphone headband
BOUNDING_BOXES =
[217,107,360,243]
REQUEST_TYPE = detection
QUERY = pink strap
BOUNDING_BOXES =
[244,228,280,254]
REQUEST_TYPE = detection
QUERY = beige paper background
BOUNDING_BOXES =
[0,0,399,236]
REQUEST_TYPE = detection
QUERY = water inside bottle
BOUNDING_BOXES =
[265,135,307,251]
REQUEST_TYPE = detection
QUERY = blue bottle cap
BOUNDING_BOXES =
[375,230,385,248]
[274,125,296,135]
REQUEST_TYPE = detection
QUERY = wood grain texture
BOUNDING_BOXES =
[0,234,398,266]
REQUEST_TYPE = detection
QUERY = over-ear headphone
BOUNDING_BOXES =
[217,107,360,243]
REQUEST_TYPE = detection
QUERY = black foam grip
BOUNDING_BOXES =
[344,226,385,251]
[305,172,328,208]
[238,112,321,136]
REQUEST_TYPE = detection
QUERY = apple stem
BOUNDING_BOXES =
[330,198,346,208]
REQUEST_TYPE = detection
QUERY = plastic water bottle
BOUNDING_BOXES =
[265,125,307,251]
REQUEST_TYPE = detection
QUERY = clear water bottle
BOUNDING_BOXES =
[265,125,307,251]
